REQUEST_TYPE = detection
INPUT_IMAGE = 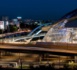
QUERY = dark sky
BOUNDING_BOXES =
[0,0,77,20]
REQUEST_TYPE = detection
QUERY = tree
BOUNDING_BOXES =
[9,25,18,32]
[20,21,26,29]
[0,29,3,34]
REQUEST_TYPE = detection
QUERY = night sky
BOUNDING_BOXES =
[0,0,77,20]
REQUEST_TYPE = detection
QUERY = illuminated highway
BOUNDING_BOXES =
[0,42,77,55]
[0,42,76,69]
[0,24,47,43]
[0,9,77,69]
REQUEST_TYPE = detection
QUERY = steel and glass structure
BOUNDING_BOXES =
[43,9,77,43]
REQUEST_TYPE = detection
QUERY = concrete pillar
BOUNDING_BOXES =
[39,55,42,62]
[0,51,2,58]
[74,56,77,63]
[39,54,45,63]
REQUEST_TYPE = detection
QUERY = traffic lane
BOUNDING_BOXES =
[0,46,77,55]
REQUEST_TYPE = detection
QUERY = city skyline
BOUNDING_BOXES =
[0,0,77,20]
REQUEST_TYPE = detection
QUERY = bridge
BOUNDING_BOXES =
[0,42,77,56]
[0,24,47,43]
[0,17,77,57]
[0,33,45,43]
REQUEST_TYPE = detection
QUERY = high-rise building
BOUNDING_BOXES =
[2,16,9,30]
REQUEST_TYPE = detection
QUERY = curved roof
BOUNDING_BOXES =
[60,9,77,19]
[65,19,77,27]
[43,9,77,43]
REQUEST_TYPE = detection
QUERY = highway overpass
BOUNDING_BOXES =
[0,42,77,56]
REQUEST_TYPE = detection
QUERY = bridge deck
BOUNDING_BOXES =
[0,42,77,55]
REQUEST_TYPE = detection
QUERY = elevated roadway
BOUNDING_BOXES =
[0,42,77,55]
